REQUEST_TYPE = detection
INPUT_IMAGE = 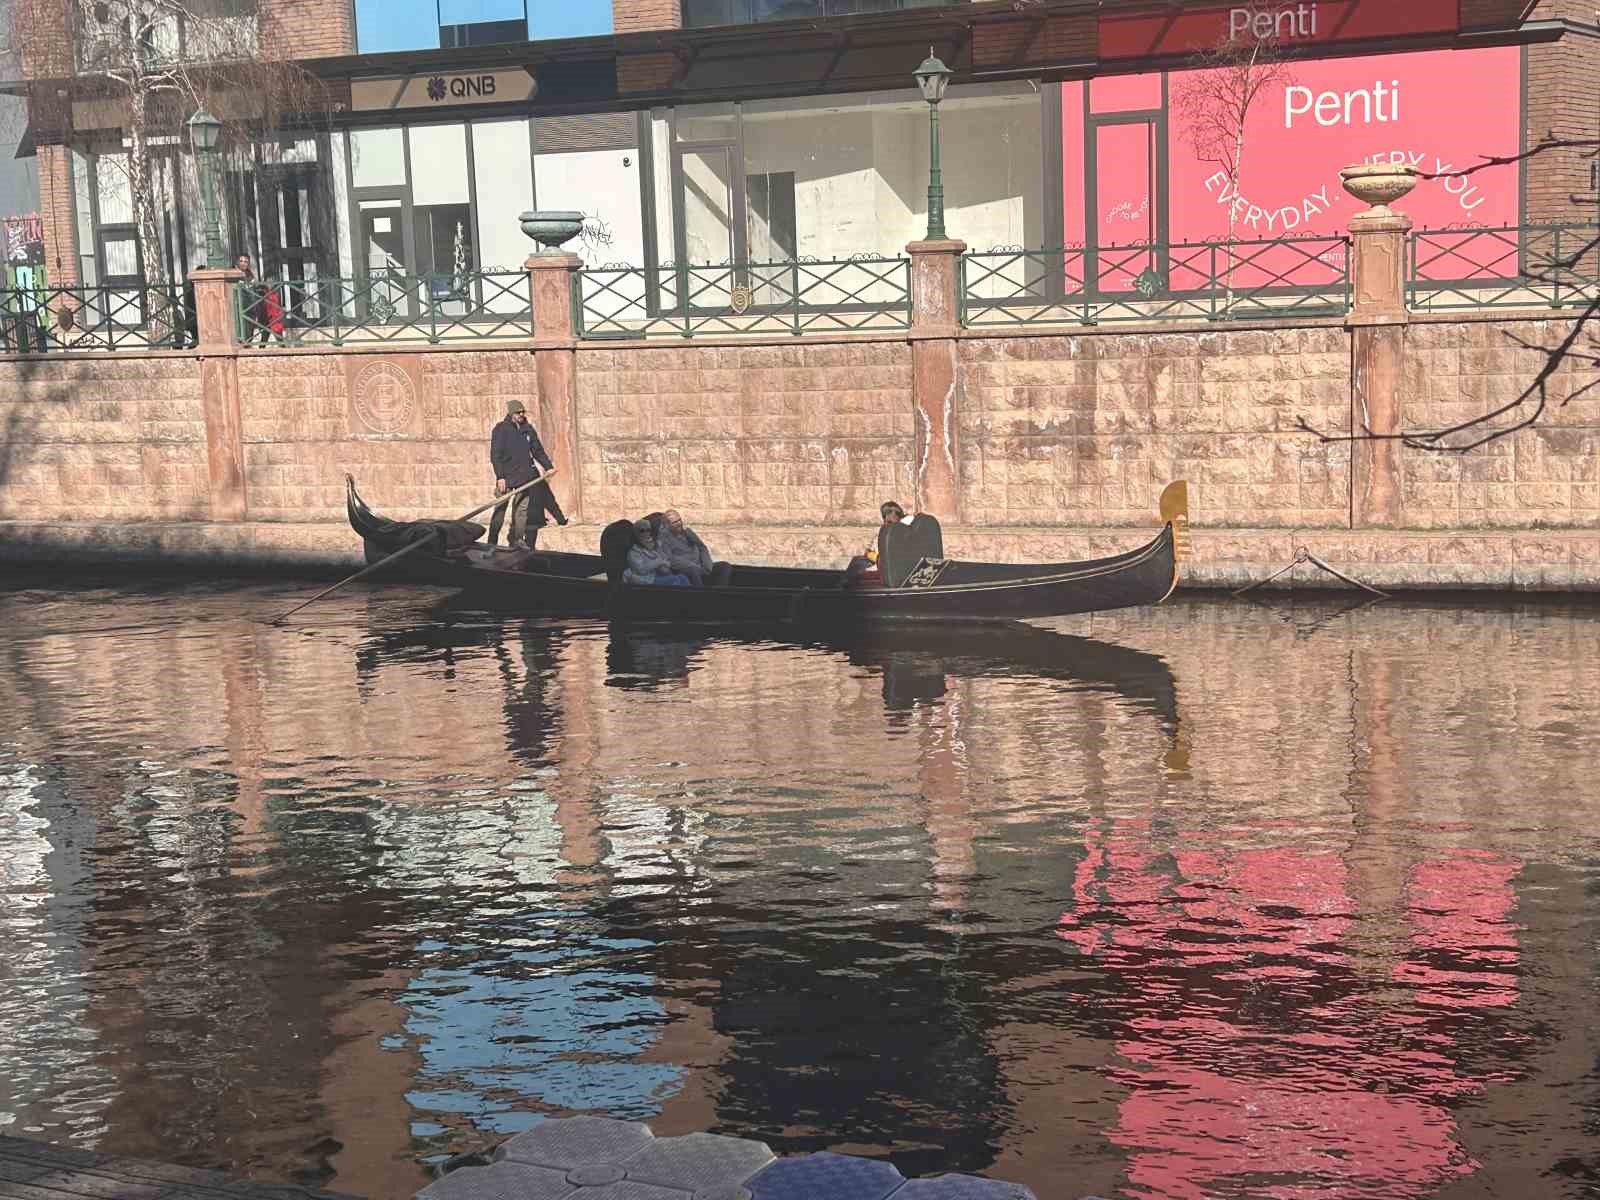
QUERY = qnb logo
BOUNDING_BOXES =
[1230,1,1319,41]
[427,75,499,102]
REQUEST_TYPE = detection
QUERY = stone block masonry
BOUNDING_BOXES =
[1,239,1598,591]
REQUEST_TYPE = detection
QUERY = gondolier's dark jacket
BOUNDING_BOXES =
[490,415,553,488]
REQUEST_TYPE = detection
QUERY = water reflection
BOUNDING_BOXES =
[1,578,1598,1200]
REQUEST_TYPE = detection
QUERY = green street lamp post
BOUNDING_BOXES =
[914,48,952,241]
[187,108,225,268]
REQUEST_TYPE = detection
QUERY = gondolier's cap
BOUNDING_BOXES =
[506,399,526,415]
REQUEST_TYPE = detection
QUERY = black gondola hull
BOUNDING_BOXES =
[347,477,1184,624]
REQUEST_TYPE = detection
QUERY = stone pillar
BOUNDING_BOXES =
[1346,208,1413,529]
[527,253,584,523]
[190,267,248,521]
[906,238,966,522]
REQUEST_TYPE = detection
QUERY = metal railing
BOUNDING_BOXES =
[576,257,911,340]
[1408,224,1600,311]
[236,270,533,346]
[962,235,1351,326]
[0,284,196,353]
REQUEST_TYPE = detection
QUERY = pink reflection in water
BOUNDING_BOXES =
[1059,828,1521,1199]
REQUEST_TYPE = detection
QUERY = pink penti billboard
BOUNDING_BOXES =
[1062,46,1523,285]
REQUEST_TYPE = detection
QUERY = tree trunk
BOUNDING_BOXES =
[127,91,166,287]
[126,85,176,343]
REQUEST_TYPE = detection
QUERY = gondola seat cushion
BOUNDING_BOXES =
[600,520,638,584]
[878,514,945,588]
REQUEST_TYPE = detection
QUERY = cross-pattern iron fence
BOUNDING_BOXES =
[1408,224,1600,311]
[235,270,533,345]
[0,284,196,353]
[961,235,1352,327]
[574,258,912,340]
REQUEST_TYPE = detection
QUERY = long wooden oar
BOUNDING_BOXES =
[269,468,558,625]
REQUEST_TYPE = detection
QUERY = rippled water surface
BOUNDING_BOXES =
[1,573,1598,1200]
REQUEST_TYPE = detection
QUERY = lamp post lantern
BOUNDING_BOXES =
[913,48,952,241]
[187,108,225,269]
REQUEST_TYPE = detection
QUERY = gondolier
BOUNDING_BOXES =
[488,399,567,550]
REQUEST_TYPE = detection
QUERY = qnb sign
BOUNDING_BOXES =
[427,74,498,102]
[1229,2,1319,42]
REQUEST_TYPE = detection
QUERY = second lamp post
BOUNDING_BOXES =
[913,48,952,242]
[187,107,226,269]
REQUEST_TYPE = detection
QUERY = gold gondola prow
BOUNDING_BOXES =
[1158,480,1191,600]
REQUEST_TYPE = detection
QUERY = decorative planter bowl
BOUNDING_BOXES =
[519,210,585,255]
[1338,164,1419,214]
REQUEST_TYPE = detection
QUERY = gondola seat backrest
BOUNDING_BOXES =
[600,519,637,584]
[877,514,944,588]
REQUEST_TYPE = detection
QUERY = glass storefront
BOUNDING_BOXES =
[650,83,1044,267]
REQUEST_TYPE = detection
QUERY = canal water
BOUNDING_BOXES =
[1,573,1596,1200]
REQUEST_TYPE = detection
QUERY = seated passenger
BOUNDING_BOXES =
[624,520,693,586]
[845,499,913,584]
[656,508,717,586]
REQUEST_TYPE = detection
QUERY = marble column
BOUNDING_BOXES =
[189,267,247,521]
[1346,209,1413,529]
[527,253,584,523]
[906,238,967,522]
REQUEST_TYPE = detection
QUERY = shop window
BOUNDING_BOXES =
[351,128,406,189]
[416,203,475,297]
[745,170,796,262]
[438,0,527,45]
[440,18,525,47]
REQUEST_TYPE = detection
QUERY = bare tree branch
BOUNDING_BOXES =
[10,0,333,302]
[1421,134,1600,182]
[1298,223,1600,452]
[1169,1,1295,312]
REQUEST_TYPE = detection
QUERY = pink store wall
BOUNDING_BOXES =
[1061,46,1524,284]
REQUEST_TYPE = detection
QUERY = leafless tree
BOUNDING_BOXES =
[1298,135,1600,452]
[9,0,331,299]
[1169,0,1295,312]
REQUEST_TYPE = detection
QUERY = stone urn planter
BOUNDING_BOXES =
[1338,164,1419,216]
[519,210,585,255]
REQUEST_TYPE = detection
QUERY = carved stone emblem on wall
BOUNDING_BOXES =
[350,359,419,436]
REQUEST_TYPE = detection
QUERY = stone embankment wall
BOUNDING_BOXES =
[0,247,1596,590]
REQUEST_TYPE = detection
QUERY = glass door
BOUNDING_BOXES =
[1088,116,1163,296]
[259,163,333,332]
[356,193,413,322]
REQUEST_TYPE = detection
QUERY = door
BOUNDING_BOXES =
[1088,116,1164,296]
[355,192,415,322]
[258,163,333,331]
[672,141,747,312]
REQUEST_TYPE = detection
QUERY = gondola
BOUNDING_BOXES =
[345,475,1192,624]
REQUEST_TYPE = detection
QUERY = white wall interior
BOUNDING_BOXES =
[331,134,354,279]
[650,112,673,260]
[71,149,96,285]
[472,119,534,275]
[534,148,643,269]
[409,123,469,206]
[350,127,406,188]
[675,83,1042,267]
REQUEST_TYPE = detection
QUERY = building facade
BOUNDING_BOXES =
[12,0,1599,300]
